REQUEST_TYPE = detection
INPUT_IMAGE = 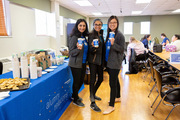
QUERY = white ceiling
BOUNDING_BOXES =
[58,0,180,17]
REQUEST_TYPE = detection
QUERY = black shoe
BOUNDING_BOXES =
[125,71,131,74]
[90,103,101,112]
[71,96,83,101]
[73,100,85,107]
[95,96,101,101]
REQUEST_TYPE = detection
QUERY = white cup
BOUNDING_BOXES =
[93,39,99,47]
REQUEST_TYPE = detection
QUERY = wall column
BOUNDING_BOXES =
[50,0,61,55]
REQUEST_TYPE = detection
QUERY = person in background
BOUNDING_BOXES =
[88,18,105,112]
[141,34,151,49]
[168,34,180,52]
[127,36,148,61]
[125,36,148,74]
[161,33,170,47]
[103,15,125,114]
[68,19,89,107]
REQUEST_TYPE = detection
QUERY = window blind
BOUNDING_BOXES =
[0,0,8,36]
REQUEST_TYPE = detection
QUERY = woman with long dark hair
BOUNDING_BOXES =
[103,15,125,114]
[141,34,151,49]
[88,19,105,112]
[68,19,89,107]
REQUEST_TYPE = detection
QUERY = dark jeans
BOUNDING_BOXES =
[89,63,103,103]
[107,67,121,107]
[70,63,86,102]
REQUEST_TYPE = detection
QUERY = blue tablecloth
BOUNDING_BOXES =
[0,62,84,120]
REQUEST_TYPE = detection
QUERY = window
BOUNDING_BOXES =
[140,21,150,34]
[0,0,11,36]
[124,22,133,34]
[59,16,63,35]
[69,19,76,23]
[35,9,55,37]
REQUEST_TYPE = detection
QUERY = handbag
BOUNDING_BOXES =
[153,44,162,53]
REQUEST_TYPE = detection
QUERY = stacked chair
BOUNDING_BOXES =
[147,52,180,120]
[152,67,180,120]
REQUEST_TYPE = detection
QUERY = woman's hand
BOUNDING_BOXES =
[91,41,95,47]
[77,42,82,50]
[110,38,115,45]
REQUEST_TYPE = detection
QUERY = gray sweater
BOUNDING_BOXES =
[106,31,125,69]
[68,36,84,68]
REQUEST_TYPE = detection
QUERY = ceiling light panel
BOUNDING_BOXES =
[172,9,180,13]
[74,0,93,6]
[132,11,142,14]
[136,0,151,4]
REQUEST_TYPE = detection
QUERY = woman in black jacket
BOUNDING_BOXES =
[68,19,89,107]
[88,19,105,112]
[103,15,125,114]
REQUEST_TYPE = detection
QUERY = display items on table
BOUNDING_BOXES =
[0,77,30,91]
[56,55,65,65]
[11,53,20,78]
[30,56,37,79]
[37,67,42,77]
[20,52,29,78]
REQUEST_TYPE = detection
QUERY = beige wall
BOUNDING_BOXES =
[89,15,180,42]
[0,3,50,58]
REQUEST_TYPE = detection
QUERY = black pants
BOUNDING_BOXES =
[107,67,121,107]
[89,63,103,103]
[70,63,86,102]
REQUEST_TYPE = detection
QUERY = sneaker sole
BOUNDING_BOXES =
[73,102,85,107]
[90,106,101,112]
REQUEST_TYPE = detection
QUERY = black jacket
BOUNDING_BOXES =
[88,32,105,67]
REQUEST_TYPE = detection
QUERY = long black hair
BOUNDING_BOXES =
[106,15,119,42]
[90,18,103,39]
[70,19,89,37]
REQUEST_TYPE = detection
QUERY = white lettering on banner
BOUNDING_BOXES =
[46,92,69,111]
[54,93,68,111]
[64,79,71,84]
[46,93,60,109]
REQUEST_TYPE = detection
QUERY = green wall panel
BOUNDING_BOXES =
[9,0,51,12]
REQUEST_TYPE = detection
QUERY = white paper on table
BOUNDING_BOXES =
[0,91,10,100]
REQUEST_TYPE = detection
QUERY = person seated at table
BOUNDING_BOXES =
[141,34,151,49]
[161,33,170,47]
[125,37,148,74]
[165,34,180,52]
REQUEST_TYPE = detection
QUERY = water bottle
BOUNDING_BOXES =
[30,56,37,79]
[12,54,20,78]
[21,52,29,78]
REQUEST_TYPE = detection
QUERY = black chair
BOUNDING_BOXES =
[136,50,148,72]
[147,54,177,98]
[0,61,3,75]
[152,67,180,120]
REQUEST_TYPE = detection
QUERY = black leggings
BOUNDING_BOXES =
[70,63,86,102]
[107,67,121,107]
[89,63,103,103]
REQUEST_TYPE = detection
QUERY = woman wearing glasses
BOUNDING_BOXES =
[88,19,105,112]
[103,15,125,114]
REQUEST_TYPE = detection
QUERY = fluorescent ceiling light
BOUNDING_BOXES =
[136,0,151,4]
[92,12,103,16]
[172,9,180,13]
[132,11,142,14]
[74,0,92,6]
